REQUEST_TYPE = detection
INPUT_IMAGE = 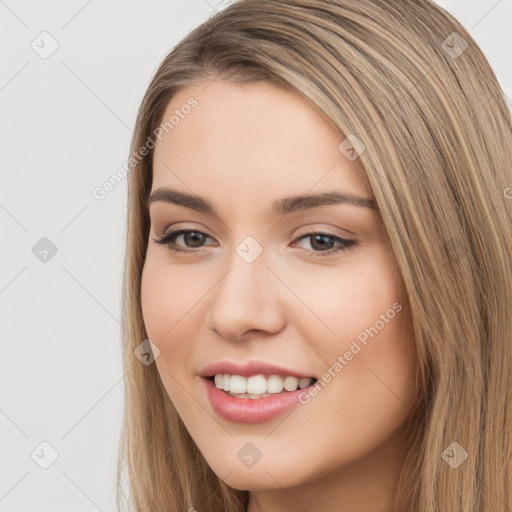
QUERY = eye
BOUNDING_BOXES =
[152,229,357,258]
[152,229,216,253]
[291,231,357,257]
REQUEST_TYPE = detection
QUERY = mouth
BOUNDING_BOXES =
[203,373,319,423]
[205,373,318,399]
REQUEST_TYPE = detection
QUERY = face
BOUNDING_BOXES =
[141,79,417,493]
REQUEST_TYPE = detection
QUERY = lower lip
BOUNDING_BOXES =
[203,377,314,423]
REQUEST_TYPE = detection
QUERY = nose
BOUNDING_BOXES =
[206,246,286,343]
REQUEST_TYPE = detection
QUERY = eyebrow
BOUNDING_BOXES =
[146,187,378,215]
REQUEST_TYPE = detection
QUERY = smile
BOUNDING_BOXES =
[203,375,319,423]
[211,373,316,398]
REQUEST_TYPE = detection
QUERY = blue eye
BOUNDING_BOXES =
[153,229,357,258]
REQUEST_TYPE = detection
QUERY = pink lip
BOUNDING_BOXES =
[200,360,315,379]
[203,377,314,423]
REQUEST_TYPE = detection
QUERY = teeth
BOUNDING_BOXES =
[267,375,283,394]
[212,373,314,396]
[230,374,247,394]
[248,375,267,394]
[284,376,298,391]
[298,377,312,389]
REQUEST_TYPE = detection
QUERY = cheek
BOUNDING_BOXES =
[295,262,416,466]
[297,250,416,402]
[291,250,404,347]
[140,257,203,404]
[140,261,193,396]
[140,254,200,343]
[140,261,168,342]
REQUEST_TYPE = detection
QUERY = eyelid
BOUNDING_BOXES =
[293,224,356,239]
[155,222,213,238]
[155,221,355,239]
[157,224,335,240]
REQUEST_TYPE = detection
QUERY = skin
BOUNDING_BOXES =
[141,79,418,512]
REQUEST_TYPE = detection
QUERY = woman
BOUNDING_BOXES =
[117,1,512,511]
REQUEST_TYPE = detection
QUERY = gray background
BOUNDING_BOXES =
[1,1,511,510]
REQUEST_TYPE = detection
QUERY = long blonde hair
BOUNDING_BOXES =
[116,1,512,510]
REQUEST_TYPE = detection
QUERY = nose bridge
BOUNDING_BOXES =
[207,234,284,340]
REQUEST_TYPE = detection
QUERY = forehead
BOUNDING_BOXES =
[152,80,371,202]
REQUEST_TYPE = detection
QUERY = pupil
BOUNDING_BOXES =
[185,232,205,248]
[311,234,333,251]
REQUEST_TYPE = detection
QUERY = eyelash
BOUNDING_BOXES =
[152,229,357,258]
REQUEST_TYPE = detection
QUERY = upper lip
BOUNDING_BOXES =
[200,360,316,379]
